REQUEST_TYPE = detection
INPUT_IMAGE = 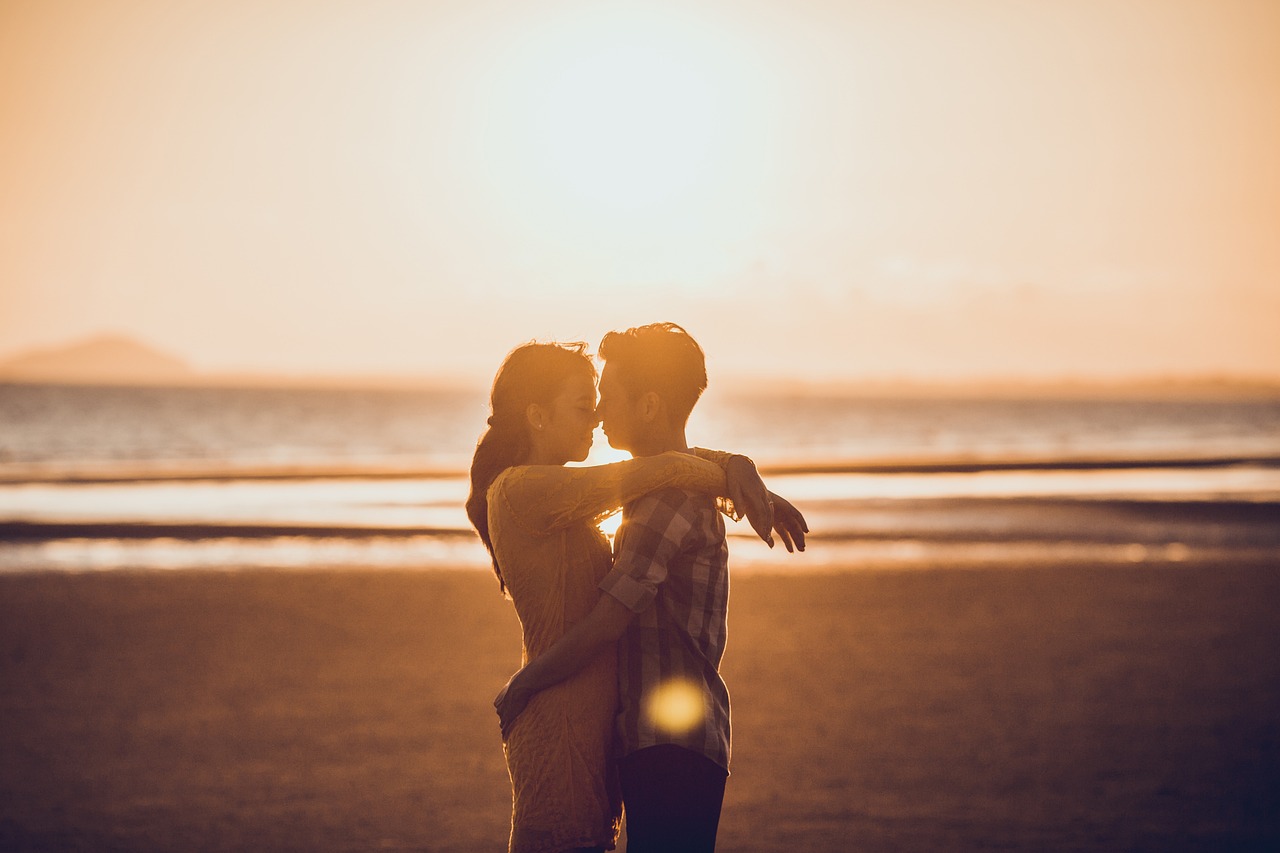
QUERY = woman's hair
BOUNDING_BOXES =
[466,341,596,594]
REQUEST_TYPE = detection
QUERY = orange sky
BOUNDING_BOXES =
[1,0,1277,383]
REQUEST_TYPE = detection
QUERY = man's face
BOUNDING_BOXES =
[596,363,642,452]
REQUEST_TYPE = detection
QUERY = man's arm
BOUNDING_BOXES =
[494,593,634,739]
[496,488,696,739]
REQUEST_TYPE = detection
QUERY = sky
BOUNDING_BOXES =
[1,0,1278,384]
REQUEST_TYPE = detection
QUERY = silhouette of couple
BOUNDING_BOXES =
[468,323,807,853]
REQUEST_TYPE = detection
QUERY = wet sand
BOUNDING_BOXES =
[2,562,1278,852]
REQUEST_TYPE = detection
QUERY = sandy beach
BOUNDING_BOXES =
[2,561,1277,852]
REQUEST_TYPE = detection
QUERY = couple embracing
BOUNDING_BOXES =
[467,322,808,853]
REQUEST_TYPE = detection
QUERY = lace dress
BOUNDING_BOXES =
[488,450,732,853]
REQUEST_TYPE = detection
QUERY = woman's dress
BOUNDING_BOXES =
[488,450,731,853]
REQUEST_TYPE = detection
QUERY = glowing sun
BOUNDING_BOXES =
[472,4,774,241]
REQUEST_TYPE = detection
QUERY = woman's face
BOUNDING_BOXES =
[539,372,599,463]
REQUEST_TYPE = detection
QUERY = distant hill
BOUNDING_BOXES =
[0,336,193,385]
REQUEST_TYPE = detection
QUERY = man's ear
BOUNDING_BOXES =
[638,391,662,423]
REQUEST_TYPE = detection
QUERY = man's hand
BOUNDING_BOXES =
[725,455,775,547]
[768,491,809,553]
[492,596,634,740]
[494,671,533,741]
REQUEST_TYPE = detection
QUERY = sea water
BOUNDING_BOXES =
[2,383,1278,572]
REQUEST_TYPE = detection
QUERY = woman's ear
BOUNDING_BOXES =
[524,402,545,432]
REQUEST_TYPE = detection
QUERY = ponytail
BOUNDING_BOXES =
[466,415,529,595]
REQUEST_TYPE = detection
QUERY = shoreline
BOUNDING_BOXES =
[3,495,1277,547]
[2,452,1279,485]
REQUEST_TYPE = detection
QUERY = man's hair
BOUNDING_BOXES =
[598,322,707,427]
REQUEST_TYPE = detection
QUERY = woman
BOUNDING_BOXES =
[466,341,770,853]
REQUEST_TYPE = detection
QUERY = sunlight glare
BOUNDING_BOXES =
[597,511,623,539]
[581,433,628,538]
[468,4,778,280]
[529,41,718,216]
[645,679,706,734]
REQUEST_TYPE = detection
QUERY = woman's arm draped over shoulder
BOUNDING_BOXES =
[691,446,736,468]
[495,451,730,533]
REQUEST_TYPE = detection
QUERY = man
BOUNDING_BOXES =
[495,322,807,853]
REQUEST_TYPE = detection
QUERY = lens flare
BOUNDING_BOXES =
[645,679,706,734]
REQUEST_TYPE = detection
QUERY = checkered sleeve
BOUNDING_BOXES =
[599,489,696,614]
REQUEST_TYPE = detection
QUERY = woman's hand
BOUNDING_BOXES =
[725,456,810,552]
[725,455,775,547]
[767,491,809,553]
[494,671,533,741]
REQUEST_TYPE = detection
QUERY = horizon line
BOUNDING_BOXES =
[3,369,1280,396]
[4,333,1279,393]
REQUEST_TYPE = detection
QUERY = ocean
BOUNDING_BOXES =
[2,382,1278,573]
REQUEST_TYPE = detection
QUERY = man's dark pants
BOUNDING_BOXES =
[619,744,728,853]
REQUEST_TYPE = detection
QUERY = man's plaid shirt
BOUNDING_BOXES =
[598,483,731,773]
